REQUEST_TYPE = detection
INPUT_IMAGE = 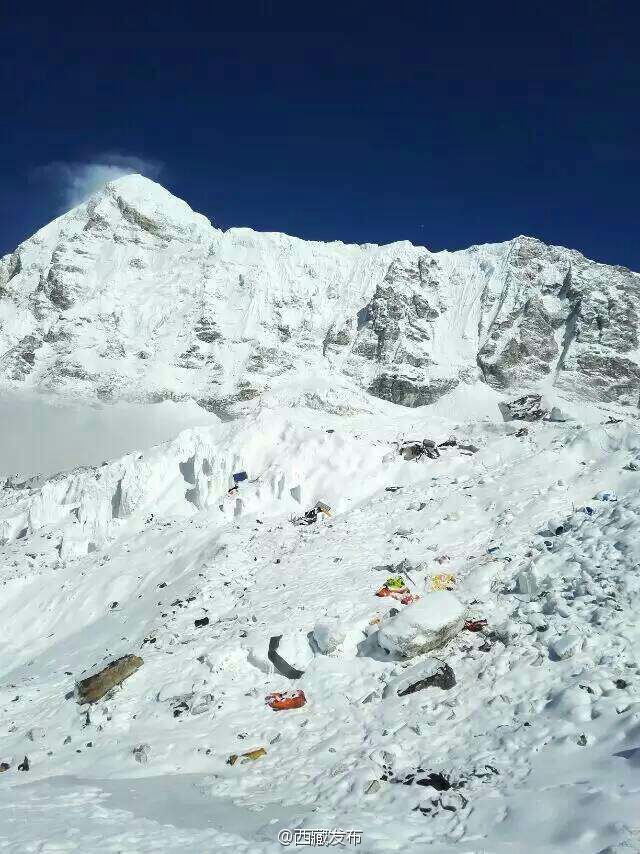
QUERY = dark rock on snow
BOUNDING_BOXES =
[76,654,144,705]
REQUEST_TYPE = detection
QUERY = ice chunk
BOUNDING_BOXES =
[312,621,346,655]
[377,592,464,658]
[550,634,584,660]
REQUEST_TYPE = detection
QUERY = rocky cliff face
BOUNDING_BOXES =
[1,175,639,413]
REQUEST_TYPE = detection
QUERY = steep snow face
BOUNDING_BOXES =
[1,175,639,413]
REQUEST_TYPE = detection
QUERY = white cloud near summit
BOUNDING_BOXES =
[33,154,163,210]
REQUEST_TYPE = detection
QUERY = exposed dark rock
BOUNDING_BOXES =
[499,394,547,422]
[76,654,143,704]
[416,772,451,791]
[383,659,456,698]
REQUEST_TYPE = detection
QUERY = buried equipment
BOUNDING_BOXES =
[227,747,266,765]
[268,635,305,679]
[464,619,488,633]
[292,501,332,526]
[266,689,307,711]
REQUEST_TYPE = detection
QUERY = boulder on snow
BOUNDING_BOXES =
[377,592,464,658]
[399,440,440,461]
[547,516,571,536]
[594,489,617,502]
[458,443,479,455]
[400,442,425,461]
[382,658,456,698]
[25,727,45,742]
[498,394,547,422]
[550,634,584,660]
[76,654,144,705]
[548,406,567,423]
[132,743,150,764]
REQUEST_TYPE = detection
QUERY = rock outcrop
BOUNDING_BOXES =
[76,654,144,704]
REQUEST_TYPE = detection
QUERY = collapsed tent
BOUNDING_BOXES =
[292,502,332,526]
[268,635,305,679]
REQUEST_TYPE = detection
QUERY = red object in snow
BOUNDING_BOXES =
[266,689,307,711]
[464,619,488,632]
[400,593,420,605]
[376,585,408,599]
[376,586,395,597]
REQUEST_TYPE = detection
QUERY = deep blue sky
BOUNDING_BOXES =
[2,2,639,267]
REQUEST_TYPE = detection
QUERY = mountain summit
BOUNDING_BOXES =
[1,175,639,415]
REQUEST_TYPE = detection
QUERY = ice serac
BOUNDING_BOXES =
[1,177,640,413]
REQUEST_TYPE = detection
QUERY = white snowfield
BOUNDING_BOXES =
[2,389,640,852]
[2,177,640,852]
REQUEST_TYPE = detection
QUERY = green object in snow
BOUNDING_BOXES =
[385,576,406,589]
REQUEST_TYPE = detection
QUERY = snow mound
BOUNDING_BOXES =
[377,591,464,658]
[312,620,347,655]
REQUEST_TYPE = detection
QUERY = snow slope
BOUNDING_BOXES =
[2,390,640,852]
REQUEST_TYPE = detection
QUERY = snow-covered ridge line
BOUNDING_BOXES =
[1,174,639,415]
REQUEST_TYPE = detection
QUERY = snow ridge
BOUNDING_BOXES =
[1,176,639,415]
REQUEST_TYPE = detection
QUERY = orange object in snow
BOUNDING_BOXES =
[266,689,307,711]
[376,586,416,604]
[376,585,395,597]
[376,585,408,598]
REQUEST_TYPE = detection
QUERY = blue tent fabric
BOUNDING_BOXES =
[233,471,248,484]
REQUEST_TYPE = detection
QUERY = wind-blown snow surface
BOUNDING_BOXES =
[3,392,640,852]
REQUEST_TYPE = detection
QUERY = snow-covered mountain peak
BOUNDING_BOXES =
[1,178,639,417]
[95,173,213,236]
[63,173,214,249]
